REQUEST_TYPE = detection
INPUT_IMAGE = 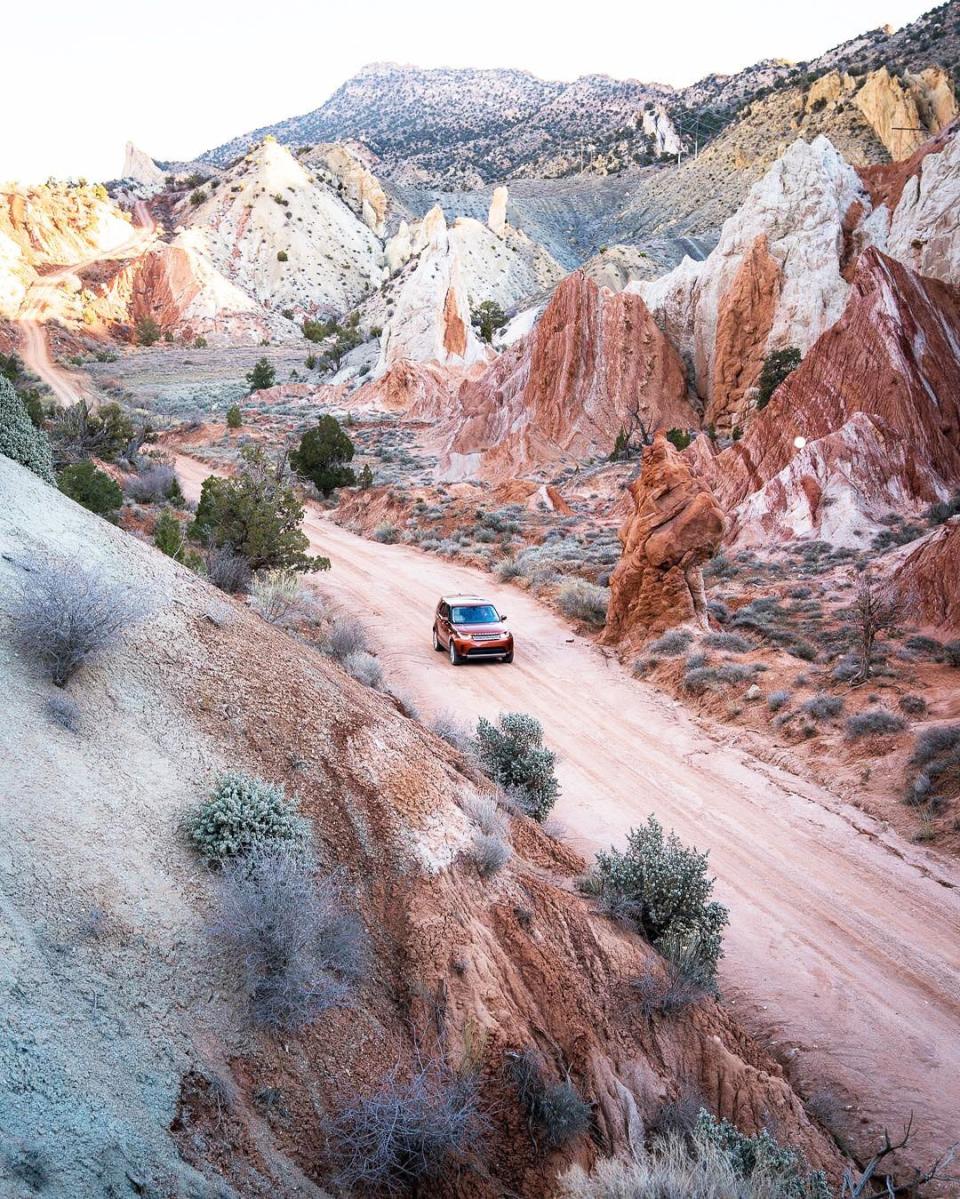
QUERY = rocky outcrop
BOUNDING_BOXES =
[488,185,508,237]
[307,142,389,236]
[854,67,957,160]
[375,206,490,374]
[889,519,960,630]
[121,142,166,192]
[634,137,869,432]
[713,249,960,546]
[445,272,697,480]
[884,122,960,286]
[641,103,681,156]
[602,434,725,648]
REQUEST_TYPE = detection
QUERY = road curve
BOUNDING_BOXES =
[174,452,960,1171]
[16,200,157,406]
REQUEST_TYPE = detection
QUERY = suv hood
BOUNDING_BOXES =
[452,622,509,636]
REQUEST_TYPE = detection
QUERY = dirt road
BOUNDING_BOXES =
[16,200,156,406]
[173,454,960,1172]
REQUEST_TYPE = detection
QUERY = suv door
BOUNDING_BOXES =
[437,603,451,646]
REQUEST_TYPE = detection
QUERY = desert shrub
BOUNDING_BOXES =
[899,694,928,716]
[194,335,208,348]
[290,414,356,496]
[707,599,730,623]
[767,689,791,712]
[431,711,475,754]
[205,544,252,594]
[276,249,288,262]
[832,654,861,682]
[471,831,512,877]
[904,634,943,657]
[703,631,755,653]
[58,460,123,518]
[632,934,713,1016]
[648,628,693,656]
[756,346,802,409]
[682,663,753,695]
[187,772,310,863]
[373,522,398,544]
[845,709,906,739]
[190,445,326,573]
[508,1049,591,1150]
[471,299,507,343]
[124,463,178,503]
[556,578,609,628]
[210,846,366,1030]
[905,724,960,808]
[226,403,242,429]
[250,569,304,623]
[246,357,275,391]
[944,639,960,668]
[0,376,55,483]
[665,427,692,451]
[50,400,135,465]
[343,650,384,689]
[801,693,843,720]
[475,712,559,822]
[46,692,81,732]
[461,791,508,838]
[327,616,368,662]
[14,557,144,686]
[327,1063,484,1194]
[590,815,728,980]
[136,316,161,345]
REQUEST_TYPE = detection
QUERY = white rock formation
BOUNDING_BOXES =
[308,143,389,236]
[375,206,490,374]
[886,128,960,286]
[641,104,681,157]
[177,139,385,316]
[122,142,166,192]
[385,220,413,273]
[488,185,508,237]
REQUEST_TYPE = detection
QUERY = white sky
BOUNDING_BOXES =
[6,0,934,183]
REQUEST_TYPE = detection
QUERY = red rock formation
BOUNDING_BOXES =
[858,118,959,211]
[445,271,696,480]
[355,358,469,423]
[714,248,960,545]
[889,519,960,630]
[603,434,725,649]
[441,286,467,356]
[710,235,782,425]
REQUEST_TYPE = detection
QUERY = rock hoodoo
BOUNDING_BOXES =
[602,434,725,649]
[488,184,508,237]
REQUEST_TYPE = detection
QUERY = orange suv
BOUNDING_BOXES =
[433,594,514,665]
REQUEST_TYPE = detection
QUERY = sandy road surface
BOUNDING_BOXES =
[173,453,960,1173]
[16,200,157,406]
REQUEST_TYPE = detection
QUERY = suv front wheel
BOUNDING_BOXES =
[432,626,444,652]
[449,640,463,666]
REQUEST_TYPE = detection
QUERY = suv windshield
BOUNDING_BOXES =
[451,604,499,625]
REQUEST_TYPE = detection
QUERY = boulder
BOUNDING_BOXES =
[602,434,725,649]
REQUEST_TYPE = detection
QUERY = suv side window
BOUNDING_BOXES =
[439,603,450,622]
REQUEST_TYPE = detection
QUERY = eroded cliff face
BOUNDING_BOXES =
[713,248,960,546]
[889,519,960,631]
[602,434,725,649]
[853,66,957,160]
[634,137,870,433]
[445,272,697,481]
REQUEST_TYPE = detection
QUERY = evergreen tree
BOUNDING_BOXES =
[58,460,123,518]
[0,377,55,484]
[289,415,356,497]
[246,357,276,391]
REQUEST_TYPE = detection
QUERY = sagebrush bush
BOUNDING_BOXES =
[845,709,906,739]
[373,522,399,544]
[767,689,791,712]
[431,711,475,755]
[471,831,512,878]
[475,712,559,822]
[210,846,366,1029]
[14,557,144,686]
[556,578,609,628]
[205,545,252,594]
[898,694,928,717]
[124,463,178,503]
[327,616,368,661]
[250,569,304,624]
[0,376,55,484]
[509,1050,591,1150]
[632,932,714,1016]
[559,1116,830,1198]
[344,650,384,690]
[682,663,753,695]
[327,1063,484,1194]
[801,693,843,720]
[187,772,310,862]
[648,628,693,656]
[704,631,755,654]
[905,724,960,808]
[590,815,728,981]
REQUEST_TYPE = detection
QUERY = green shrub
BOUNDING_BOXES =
[136,316,161,346]
[226,403,242,429]
[590,814,728,980]
[58,460,123,518]
[372,522,398,543]
[756,347,802,409]
[246,357,276,391]
[475,712,559,822]
[187,772,311,863]
[189,188,207,206]
[194,336,208,349]
[508,1049,591,1150]
[0,377,55,483]
[289,414,356,496]
[276,250,288,262]
[471,299,507,343]
[665,427,692,451]
[154,508,184,558]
